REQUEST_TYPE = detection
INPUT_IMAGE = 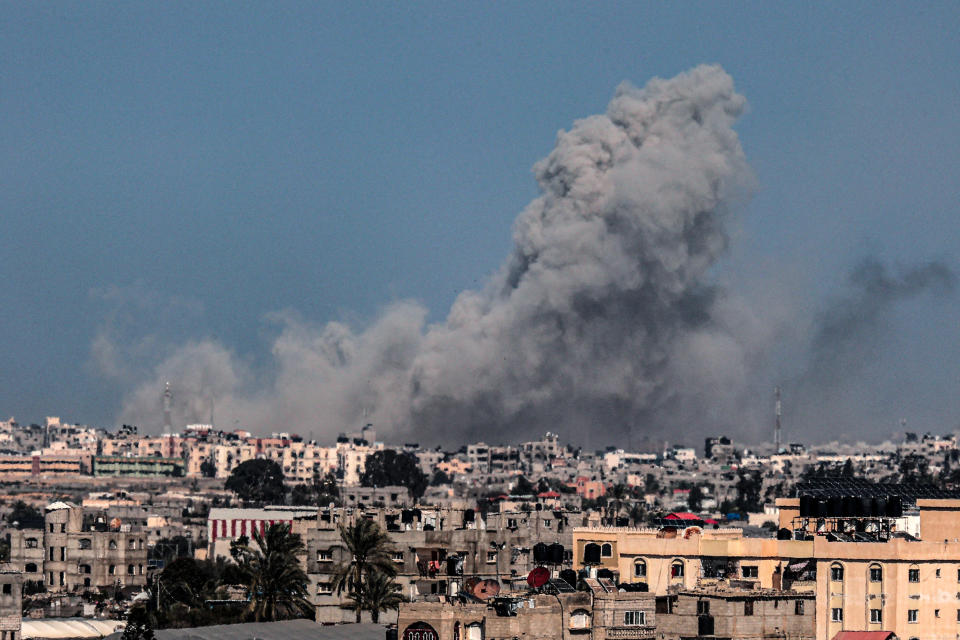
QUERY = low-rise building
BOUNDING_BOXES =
[0,567,22,640]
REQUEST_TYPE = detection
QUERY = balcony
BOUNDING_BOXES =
[605,627,656,639]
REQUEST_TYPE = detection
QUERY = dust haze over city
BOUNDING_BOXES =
[3,5,960,448]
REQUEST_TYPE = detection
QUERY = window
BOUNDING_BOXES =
[49,524,54,533]
[317,550,332,561]
[744,600,754,616]
[795,600,805,615]
[316,582,333,595]
[936,609,941,618]
[2,584,10,595]
[49,547,54,561]
[908,609,918,623]
[79,564,91,574]
[466,623,482,640]
[634,560,647,578]
[870,608,882,624]
[60,524,65,533]
[956,608,960,622]
[79,538,92,550]
[742,565,758,579]
[129,539,136,550]
[909,568,920,582]
[109,540,117,550]
[25,563,37,573]
[109,565,115,575]
[25,538,38,549]
[60,547,65,561]
[697,600,710,615]
[870,565,882,582]
[487,552,497,563]
[832,608,843,622]
[937,568,942,578]
[830,563,844,582]
[48,572,54,586]
[623,610,645,626]
[570,610,590,629]
[601,543,613,557]
[393,551,404,562]
[671,561,684,578]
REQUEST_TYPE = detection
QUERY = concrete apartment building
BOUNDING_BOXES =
[3,502,148,593]
[0,567,22,640]
[573,490,960,640]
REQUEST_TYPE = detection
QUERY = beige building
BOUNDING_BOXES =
[573,497,960,640]
[3,502,148,594]
[0,567,22,640]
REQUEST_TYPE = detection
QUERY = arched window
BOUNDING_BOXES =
[79,538,92,550]
[453,623,460,640]
[908,564,920,583]
[634,559,647,578]
[830,563,844,582]
[25,563,37,573]
[570,609,591,629]
[127,564,135,575]
[108,540,117,550]
[671,560,685,578]
[466,623,483,640]
[601,543,613,557]
[869,563,882,583]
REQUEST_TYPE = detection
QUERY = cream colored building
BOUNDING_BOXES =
[573,498,960,640]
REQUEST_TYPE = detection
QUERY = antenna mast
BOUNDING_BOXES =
[774,386,782,453]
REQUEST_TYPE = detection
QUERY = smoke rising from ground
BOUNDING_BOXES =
[106,65,956,445]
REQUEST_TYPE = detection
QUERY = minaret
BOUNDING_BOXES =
[774,386,782,453]
[163,382,173,432]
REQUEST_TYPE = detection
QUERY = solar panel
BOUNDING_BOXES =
[546,578,576,593]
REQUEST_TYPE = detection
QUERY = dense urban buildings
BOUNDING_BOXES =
[3,413,960,639]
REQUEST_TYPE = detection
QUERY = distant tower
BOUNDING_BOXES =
[774,386,783,453]
[163,382,173,432]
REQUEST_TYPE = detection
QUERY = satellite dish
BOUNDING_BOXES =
[464,577,480,594]
[527,567,550,589]
[473,579,500,600]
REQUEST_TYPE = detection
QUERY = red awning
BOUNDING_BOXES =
[665,512,700,520]
[537,491,561,498]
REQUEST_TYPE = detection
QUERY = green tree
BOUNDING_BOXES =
[360,451,427,500]
[5,500,42,528]
[225,459,287,506]
[200,458,216,478]
[344,569,404,623]
[430,470,452,486]
[241,523,313,622]
[687,486,704,513]
[331,519,397,623]
[511,475,536,496]
[735,469,763,513]
[122,605,155,640]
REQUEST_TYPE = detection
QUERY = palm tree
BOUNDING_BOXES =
[241,523,313,622]
[343,569,404,623]
[331,519,397,623]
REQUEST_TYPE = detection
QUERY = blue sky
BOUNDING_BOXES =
[2,2,959,440]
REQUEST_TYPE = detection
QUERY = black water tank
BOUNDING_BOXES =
[859,497,873,517]
[533,543,549,563]
[887,496,903,518]
[559,569,578,588]
[777,528,793,540]
[549,543,565,565]
[464,509,475,523]
[842,496,858,517]
[583,543,601,564]
[827,497,842,517]
[799,495,814,517]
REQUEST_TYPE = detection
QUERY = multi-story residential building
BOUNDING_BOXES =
[574,484,960,640]
[92,456,185,477]
[0,567,22,640]
[3,502,148,593]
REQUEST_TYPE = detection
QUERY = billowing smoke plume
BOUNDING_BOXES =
[110,65,955,446]
[112,64,755,444]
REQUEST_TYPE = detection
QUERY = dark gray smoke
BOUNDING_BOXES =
[112,64,756,444]
[805,258,955,391]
